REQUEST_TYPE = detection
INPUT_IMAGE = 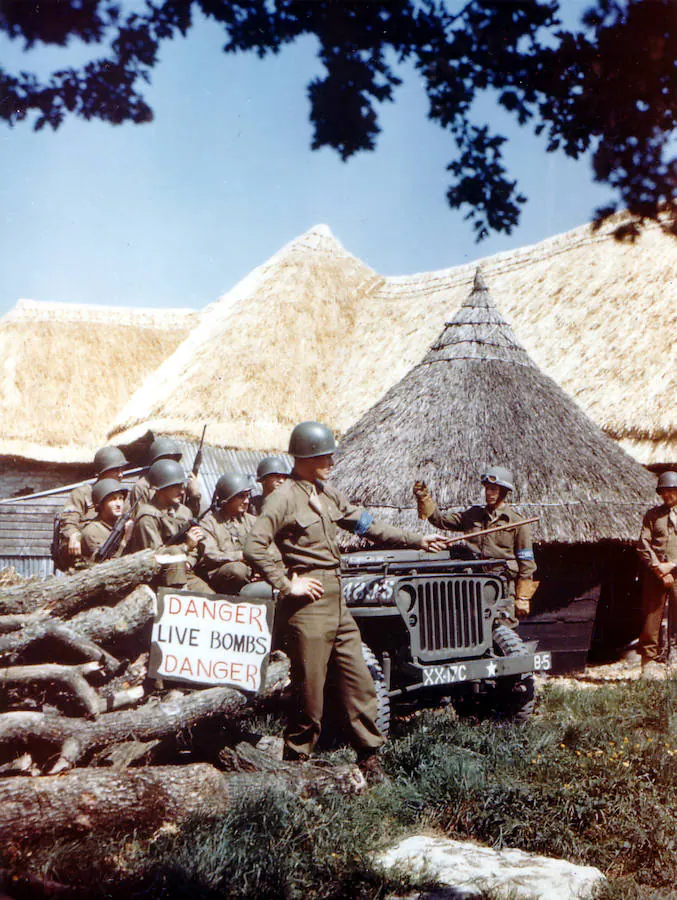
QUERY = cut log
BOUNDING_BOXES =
[0,550,161,617]
[91,738,161,768]
[0,619,122,674]
[0,752,32,776]
[0,653,290,773]
[0,661,103,717]
[68,585,155,644]
[0,751,364,847]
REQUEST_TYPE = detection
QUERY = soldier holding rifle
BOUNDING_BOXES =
[127,459,212,592]
[55,445,129,570]
[244,421,446,781]
[414,466,537,624]
[81,479,134,562]
[131,433,204,517]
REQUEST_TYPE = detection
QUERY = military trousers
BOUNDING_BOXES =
[639,572,677,663]
[276,569,385,758]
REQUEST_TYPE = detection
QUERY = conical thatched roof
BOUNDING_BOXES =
[108,225,382,450]
[108,215,676,465]
[0,300,197,462]
[330,271,656,544]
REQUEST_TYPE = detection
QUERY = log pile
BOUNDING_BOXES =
[0,552,366,859]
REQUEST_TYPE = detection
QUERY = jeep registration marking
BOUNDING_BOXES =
[423,664,468,685]
[534,652,552,671]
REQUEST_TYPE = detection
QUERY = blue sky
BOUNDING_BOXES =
[0,2,614,317]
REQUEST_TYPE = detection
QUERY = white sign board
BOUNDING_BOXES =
[149,589,273,694]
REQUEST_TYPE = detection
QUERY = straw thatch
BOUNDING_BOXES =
[109,216,676,465]
[0,300,197,462]
[330,270,657,544]
[108,225,383,450]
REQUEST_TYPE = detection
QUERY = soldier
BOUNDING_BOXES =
[250,456,291,515]
[199,473,261,594]
[637,471,677,678]
[81,479,134,562]
[131,437,202,517]
[127,459,212,592]
[413,466,537,623]
[55,446,129,570]
[244,421,445,780]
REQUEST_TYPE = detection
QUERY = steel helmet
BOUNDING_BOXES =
[215,473,251,504]
[657,471,677,494]
[149,437,183,464]
[481,466,515,492]
[148,459,185,491]
[92,478,129,507]
[256,456,291,481]
[288,421,337,459]
[93,446,128,475]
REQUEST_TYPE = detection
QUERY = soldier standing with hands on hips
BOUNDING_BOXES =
[244,421,446,782]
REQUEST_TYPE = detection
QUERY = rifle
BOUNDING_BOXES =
[164,495,215,547]
[0,467,146,505]
[443,515,539,546]
[192,425,207,477]
[95,501,140,562]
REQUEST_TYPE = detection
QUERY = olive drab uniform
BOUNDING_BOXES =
[126,499,212,593]
[131,474,202,517]
[199,509,261,594]
[81,519,127,562]
[637,504,677,663]
[244,475,427,759]
[426,501,536,620]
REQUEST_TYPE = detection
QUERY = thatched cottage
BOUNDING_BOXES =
[331,271,658,669]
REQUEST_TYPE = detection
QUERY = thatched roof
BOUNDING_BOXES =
[108,225,382,450]
[0,300,197,462]
[330,271,657,544]
[108,216,676,465]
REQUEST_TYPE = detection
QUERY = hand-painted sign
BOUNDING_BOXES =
[149,589,273,693]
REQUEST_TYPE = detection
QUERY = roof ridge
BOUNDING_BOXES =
[4,299,197,328]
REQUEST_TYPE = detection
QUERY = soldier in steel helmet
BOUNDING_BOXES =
[131,436,202,517]
[413,466,537,624]
[244,421,445,780]
[55,446,129,569]
[81,479,134,562]
[637,470,677,678]
[250,456,291,515]
[198,472,264,594]
[127,458,211,592]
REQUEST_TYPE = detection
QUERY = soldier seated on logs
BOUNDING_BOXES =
[126,459,212,593]
[250,456,291,515]
[53,446,129,571]
[81,479,134,563]
[413,465,537,625]
[198,473,263,595]
[130,436,202,517]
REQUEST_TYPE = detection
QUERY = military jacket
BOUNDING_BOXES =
[244,476,425,596]
[637,504,677,574]
[81,518,127,561]
[59,484,96,539]
[428,501,536,580]
[249,494,265,516]
[130,474,202,517]
[200,510,257,573]
[126,499,199,566]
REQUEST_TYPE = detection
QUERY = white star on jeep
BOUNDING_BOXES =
[486,661,498,676]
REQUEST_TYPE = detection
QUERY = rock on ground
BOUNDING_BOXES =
[376,834,605,900]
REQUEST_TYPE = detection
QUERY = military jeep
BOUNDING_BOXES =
[340,546,551,735]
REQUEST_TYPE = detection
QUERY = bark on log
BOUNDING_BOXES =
[0,654,290,773]
[0,750,364,847]
[0,551,160,617]
[0,662,103,717]
[68,585,155,644]
[0,619,122,674]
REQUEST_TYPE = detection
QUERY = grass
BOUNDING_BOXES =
[5,677,677,899]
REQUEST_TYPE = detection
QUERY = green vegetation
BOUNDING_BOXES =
[8,678,677,899]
